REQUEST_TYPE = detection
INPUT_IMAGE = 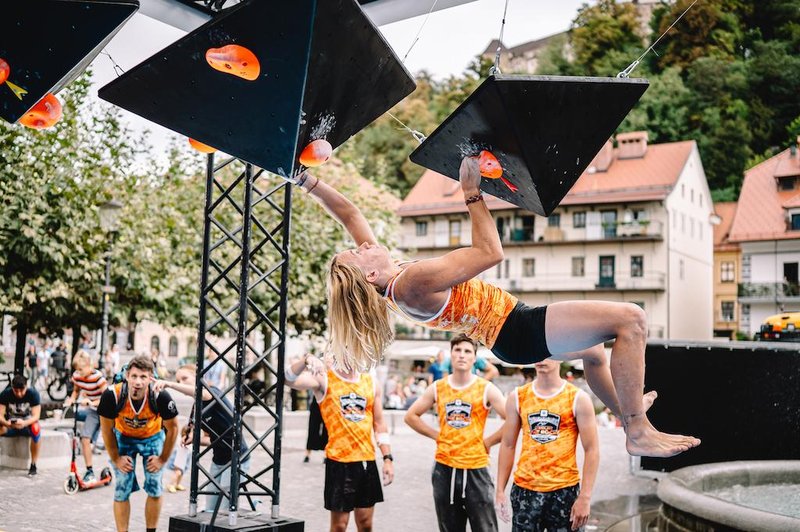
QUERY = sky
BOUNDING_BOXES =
[88,0,591,158]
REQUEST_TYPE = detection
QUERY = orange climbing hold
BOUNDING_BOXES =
[299,139,333,168]
[188,137,217,153]
[0,58,9,86]
[19,93,62,129]
[205,45,260,81]
[476,150,517,192]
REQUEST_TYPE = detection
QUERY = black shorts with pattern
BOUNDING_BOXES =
[510,483,581,532]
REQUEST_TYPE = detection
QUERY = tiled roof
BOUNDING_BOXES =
[398,140,695,217]
[728,149,800,243]
[713,201,738,251]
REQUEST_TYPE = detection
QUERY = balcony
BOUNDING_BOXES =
[491,272,666,293]
[738,282,800,304]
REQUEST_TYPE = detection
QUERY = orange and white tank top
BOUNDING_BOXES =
[384,269,517,349]
[514,381,581,492]
[112,383,162,439]
[319,370,376,463]
[434,376,491,469]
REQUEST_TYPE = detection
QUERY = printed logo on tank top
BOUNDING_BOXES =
[122,414,153,429]
[340,392,367,422]
[445,399,473,429]
[528,409,561,444]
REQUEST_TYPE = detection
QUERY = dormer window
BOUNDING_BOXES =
[779,177,796,191]
[792,213,800,231]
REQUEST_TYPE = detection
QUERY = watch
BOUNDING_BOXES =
[382,454,394,462]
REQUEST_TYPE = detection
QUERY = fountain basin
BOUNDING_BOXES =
[657,461,800,531]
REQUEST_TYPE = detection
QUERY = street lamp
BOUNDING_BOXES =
[98,199,122,371]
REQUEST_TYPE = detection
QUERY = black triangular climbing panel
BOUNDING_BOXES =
[410,75,649,216]
[99,0,415,177]
[0,0,139,123]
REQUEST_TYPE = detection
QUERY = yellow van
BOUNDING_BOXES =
[758,311,800,341]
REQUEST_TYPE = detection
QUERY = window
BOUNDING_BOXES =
[598,256,615,287]
[415,221,428,236]
[721,261,735,282]
[679,259,685,280]
[449,220,461,246]
[681,213,686,233]
[150,336,160,353]
[548,213,561,227]
[573,212,586,228]
[523,258,535,277]
[691,188,694,203]
[792,214,800,231]
[169,336,179,357]
[631,256,644,278]
[571,257,584,277]
[496,259,510,279]
[780,178,795,191]
[601,210,617,238]
[721,301,735,322]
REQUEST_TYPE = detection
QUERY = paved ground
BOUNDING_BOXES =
[0,395,658,532]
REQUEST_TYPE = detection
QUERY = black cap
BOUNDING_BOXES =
[409,75,649,216]
[0,0,139,123]
[99,0,415,177]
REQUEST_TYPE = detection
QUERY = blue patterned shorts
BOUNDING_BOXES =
[112,431,165,502]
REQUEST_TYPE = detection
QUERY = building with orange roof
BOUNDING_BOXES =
[397,131,716,341]
[728,138,800,336]
[712,202,740,339]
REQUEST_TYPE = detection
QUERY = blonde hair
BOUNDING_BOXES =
[72,350,90,369]
[327,257,393,372]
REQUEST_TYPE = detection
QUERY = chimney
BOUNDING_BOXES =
[588,139,615,173]
[616,131,649,159]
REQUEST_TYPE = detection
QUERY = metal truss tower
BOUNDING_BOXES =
[170,155,301,531]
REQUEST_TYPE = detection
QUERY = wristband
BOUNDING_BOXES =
[306,176,320,194]
[376,432,391,446]
[285,365,300,382]
[465,193,484,206]
[382,453,394,462]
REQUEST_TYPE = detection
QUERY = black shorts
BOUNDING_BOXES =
[324,458,384,512]
[491,302,551,365]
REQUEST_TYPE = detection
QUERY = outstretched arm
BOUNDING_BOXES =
[284,353,327,402]
[298,172,378,246]
[399,158,504,295]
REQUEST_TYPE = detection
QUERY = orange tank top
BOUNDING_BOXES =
[384,270,517,349]
[435,376,491,469]
[112,383,162,439]
[319,370,376,462]
[514,381,581,492]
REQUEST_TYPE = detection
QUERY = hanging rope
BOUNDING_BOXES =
[387,112,427,144]
[489,0,512,76]
[402,0,440,64]
[100,50,126,77]
[617,0,698,78]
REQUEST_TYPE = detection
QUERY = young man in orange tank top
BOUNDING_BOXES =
[284,353,393,532]
[495,358,599,531]
[298,157,699,459]
[405,334,506,532]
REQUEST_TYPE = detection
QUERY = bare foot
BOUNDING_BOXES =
[625,418,700,458]
[643,390,658,412]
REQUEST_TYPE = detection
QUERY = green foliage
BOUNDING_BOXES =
[0,74,204,344]
[570,0,645,77]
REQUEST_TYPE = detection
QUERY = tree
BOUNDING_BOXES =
[653,0,750,70]
[0,74,205,367]
[569,0,645,76]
